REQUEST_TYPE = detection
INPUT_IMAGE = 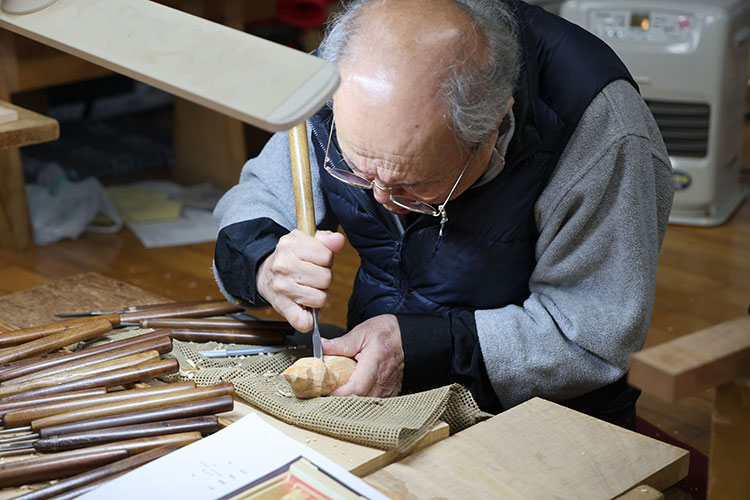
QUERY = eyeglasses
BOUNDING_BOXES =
[322,118,470,233]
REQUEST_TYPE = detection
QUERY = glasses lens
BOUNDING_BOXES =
[326,166,373,188]
[391,196,438,215]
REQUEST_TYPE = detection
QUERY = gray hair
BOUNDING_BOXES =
[318,0,521,150]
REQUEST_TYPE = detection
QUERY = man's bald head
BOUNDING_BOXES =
[319,0,520,150]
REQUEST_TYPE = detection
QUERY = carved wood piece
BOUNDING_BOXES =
[283,355,357,399]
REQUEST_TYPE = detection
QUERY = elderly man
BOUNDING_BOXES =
[213,0,674,429]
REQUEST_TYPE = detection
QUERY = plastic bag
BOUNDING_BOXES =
[25,163,123,246]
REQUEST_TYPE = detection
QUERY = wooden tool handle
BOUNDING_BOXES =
[1,358,179,402]
[289,122,316,235]
[31,382,235,431]
[125,299,229,313]
[39,395,234,438]
[0,329,172,380]
[0,388,107,419]
[13,444,179,500]
[0,318,113,365]
[0,350,161,399]
[139,318,293,332]
[0,449,128,488]
[35,416,220,452]
[2,336,173,386]
[169,329,285,345]
[119,301,243,323]
[0,315,118,348]
[3,382,196,429]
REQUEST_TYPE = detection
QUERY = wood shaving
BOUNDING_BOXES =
[276,388,294,398]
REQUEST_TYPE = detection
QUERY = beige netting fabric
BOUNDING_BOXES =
[75,328,491,452]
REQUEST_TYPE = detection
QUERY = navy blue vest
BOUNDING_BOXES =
[309,2,636,330]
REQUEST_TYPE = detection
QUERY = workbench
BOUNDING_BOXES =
[0,273,691,499]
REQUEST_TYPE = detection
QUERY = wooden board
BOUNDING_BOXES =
[0,106,17,125]
[0,272,168,328]
[0,0,339,132]
[0,99,57,149]
[364,397,689,500]
[629,316,750,402]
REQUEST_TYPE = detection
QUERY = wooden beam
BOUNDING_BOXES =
[629,316,750,402]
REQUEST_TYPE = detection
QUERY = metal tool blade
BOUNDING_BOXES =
[55,311,117,318]
[199,345,305,358]
[0,441,34,453]
[312,309,323,359]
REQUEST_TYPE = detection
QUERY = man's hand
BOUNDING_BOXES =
[323,314,404,397]
[256,229,345,332]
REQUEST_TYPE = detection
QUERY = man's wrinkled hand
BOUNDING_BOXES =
[256,229,345,332]
[322,314,404,397]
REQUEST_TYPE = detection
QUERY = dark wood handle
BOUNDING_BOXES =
[170,328,285,345]
[119,301,243,322]
[3,382,196,429]
[0,388,108,419]
[2,336,173,386]
[35,416,220,452]
[0,318,113,365]
[0,329,172,380]
[39,395,234,438]
[1,358,179,402]
[289,122,316,236]
[140,318,293,332]
[30,382,235,431]
[12,444,178,500]
[0,350,161,399]
[0,448,128,488]
[0,314,118,348]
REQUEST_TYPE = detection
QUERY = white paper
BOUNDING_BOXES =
[77,413,392,500]
[127,207,218,248]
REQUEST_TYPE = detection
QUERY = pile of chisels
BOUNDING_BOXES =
[0,299,294,499]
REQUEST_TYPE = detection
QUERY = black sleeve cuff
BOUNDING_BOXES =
[214,218,289,308]
[397,311,502,414]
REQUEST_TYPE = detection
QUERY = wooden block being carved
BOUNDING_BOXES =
[283,355,358,399]
[0,105,18,125]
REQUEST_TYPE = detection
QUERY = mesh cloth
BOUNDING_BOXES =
[76,328,490,452]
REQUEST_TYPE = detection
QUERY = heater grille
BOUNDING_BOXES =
[645,100,710,158]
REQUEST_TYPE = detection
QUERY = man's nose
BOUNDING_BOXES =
[372,183,392,204]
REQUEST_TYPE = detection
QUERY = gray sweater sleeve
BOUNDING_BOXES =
[475,79,674,409]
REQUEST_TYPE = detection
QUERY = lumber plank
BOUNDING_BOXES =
[0,100,57,149]
[629,316,750,401]
[364,398,689,500]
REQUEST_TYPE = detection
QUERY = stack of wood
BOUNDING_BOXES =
[0,299,293,499]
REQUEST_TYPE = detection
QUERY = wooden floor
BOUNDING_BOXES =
[1,120,749,458]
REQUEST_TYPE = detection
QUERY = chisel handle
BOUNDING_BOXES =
[1,358,179,402]
[13,444,178,500]
[35,416,219,452]
[3,382,195,429]
[0,448,128,488]
[119,301,243,323]
[0,329,171,380]
[39,395,234,438]
[0,318,113,365]
[139,318,293,332]
[2,336,173,386]
[0,315,119,348]
[0,350,161,399]
[0,388,107,419]
[170,329,285,345]
[31,382,235,431]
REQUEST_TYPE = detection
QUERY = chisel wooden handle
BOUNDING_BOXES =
[140,318,293,332]
[0,318,113,365]
[0,329,171,380]
[0,388,107,419]
[119,301,243,322]
[0,350,161,399]
[13,444,178,500]
[1,358,179,402]
[170,329,285,345]
[2,336,173,386]
[35,416,219,452]
[0,432,201,472]
[39,395,234,438]
[3,382,196,429]
[0,315,119,348]
[30,383,235,431]
[0,448,128,488]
